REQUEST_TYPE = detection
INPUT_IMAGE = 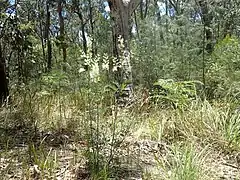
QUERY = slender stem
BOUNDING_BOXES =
[202,25,206,93]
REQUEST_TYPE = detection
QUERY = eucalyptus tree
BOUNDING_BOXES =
[45,0,52,70]
[107,0,140,102]
[0,0,11,103]
[57,0,67,70]
[197,0,214,53]
[0,44,9,104]
[71,0,89,55]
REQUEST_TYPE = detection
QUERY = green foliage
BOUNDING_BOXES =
[151,79,199,109]
[223,113,240,148]
[206,35,240,100]
[28,144,57,177]
[41,70,70,92]
[2,0,240,179]
[154,143,208,180]
[131,10,203,87]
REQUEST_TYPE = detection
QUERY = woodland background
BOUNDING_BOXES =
[0,0,240,179]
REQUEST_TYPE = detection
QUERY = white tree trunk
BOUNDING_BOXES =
[108,0,140,104]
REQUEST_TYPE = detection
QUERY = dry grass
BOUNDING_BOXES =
[0,89,240,179]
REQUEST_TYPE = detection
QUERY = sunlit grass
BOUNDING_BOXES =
[0,89,240,179]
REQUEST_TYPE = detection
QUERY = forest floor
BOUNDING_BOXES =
[1,131,240,180]
[0,93,240,179]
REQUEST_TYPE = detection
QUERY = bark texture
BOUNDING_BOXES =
[58,0,67,70]
[45,1,52,70]
[108,0,140,104]
[0,45,9,104]
[198,0,214,53]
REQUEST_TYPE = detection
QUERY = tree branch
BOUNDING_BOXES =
[128,0,141,14]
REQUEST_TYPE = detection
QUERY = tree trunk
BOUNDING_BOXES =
[0,44,9,104]
[57,0,67,70]
[140,0,144,19]
[198,0,214,53]
[88,0,96,57]
[46,0,52,71]
[80,17,87,54]
[72,0,88,55]
[108,0,140,104]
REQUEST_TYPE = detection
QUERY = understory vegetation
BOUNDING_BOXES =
[1,0,240,179]
[0,74,240,179]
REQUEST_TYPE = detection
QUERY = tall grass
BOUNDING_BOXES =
[152,142,210,180]
[0,86,240,179]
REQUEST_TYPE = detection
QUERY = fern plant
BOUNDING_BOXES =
[150,79,200,110]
